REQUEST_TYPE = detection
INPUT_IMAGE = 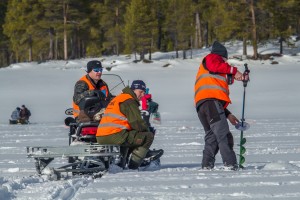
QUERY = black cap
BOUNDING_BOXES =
[87,60,102,73]
[130,80,146,92]
[211,41,228,59]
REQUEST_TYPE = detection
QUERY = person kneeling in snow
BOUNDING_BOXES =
[19,105,31,124]
[96,80,163,169]
[10,107,21,122]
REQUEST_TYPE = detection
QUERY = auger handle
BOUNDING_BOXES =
[243,63,250,87]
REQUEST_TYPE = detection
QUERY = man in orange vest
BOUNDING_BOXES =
[96,80,163,170]
[73,60,111,120]
[194,41,245,170]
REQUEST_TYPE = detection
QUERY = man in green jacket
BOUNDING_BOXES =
[97,80,163,169]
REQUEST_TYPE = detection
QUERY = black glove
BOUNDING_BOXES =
[92,90,106,100]
[149,126,156,135]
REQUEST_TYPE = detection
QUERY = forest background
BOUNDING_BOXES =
[0,0,299,68]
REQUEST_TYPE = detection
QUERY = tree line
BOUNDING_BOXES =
[0,0,299,68]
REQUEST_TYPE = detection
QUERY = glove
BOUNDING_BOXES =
[149,126,156,135]
[92,90,106,100]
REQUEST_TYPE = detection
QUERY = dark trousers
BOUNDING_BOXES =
[197,100,237,168]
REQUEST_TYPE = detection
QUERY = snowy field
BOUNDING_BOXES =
[1,41,300,199]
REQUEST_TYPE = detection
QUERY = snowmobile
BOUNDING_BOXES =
[27,74,163,179]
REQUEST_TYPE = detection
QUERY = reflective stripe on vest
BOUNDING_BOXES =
[96,93,132,136]
[72,75,108,118]
[194,63,231,106]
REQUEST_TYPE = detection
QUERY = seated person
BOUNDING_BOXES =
[19,105,31,124]
[96,80,163,169]
[73,60,112,122]
[11,107,21,122]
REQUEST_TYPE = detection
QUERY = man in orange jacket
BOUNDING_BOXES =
[96,80,163,170]
[73,60,111,120]
[194,41,245,170]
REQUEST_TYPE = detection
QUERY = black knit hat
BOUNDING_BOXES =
[130,80,146,92]
[87,60,102,73]
[211,41,228,59]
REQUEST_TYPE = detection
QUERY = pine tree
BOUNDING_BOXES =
[257,0,300,54]
[0,0,9,67]
[164,0,194,58]
[100,0,129,56]
[124,0,158,60]
[175,0,195,59]
[3,0,44,62]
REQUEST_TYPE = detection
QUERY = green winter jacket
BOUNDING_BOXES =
[96,86,150,146]
[119,86,149,132]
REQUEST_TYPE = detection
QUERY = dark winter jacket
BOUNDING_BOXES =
[73,74,111,105]
[20,107,31,120]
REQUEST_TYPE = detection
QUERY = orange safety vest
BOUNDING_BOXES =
[72,75,108,118]
[96,93,133,136]
[194,63,231,107]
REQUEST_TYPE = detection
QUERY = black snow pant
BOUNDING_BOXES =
[197,100,237,168]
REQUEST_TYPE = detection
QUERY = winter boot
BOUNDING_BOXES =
[223,164,239,171]
[127,147,148,170]
[140,149,164,167]
[145,149,164,161]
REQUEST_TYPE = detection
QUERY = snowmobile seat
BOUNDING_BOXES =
[77,96,109,123]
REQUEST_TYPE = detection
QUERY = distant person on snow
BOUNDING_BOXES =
[96,80,163,170]
[11,107,21,121]
[73,60,112,122]
[19,105,31,123]
[194,41,246,170]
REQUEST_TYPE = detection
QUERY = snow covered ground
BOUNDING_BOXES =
[1,41,300,199]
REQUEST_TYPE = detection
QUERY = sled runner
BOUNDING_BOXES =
[27,144,121,178]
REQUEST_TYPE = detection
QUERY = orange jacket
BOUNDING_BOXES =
[72,75,108,118]
[194,62,231,107]
[96,93,133,136]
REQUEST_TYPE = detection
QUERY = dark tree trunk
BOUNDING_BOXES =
[204,22,209,48]
[183,50,186,59]
[250,0,258,59]
[28,35,32,62]
[48,27,55,60]
[63,2,68,60]
[243,36,247,56]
